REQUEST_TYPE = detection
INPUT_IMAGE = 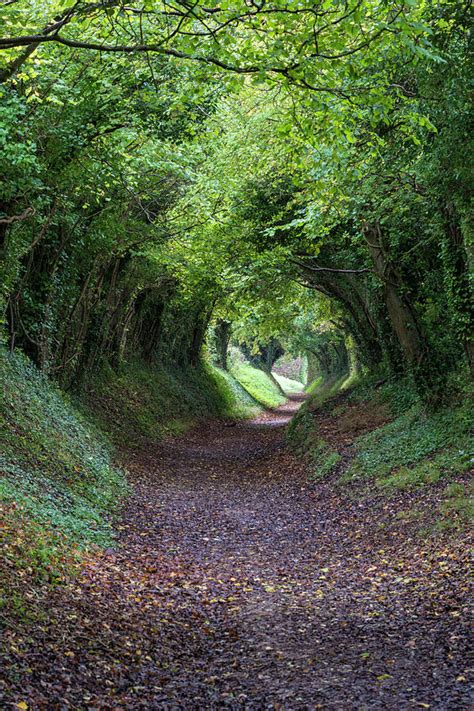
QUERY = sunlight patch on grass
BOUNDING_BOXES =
[230,362,286,408]
[273,372,304,394]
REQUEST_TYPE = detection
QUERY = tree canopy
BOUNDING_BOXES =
[0,0,472,400]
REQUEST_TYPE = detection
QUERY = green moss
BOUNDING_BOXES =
[210,365,262,417]
[286,409,315,452]
[309,375,353,412]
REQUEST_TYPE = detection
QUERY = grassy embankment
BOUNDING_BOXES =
[288,373,473,532]
[273,372,305,395]
[230,361,303,407]
[0,348,260,618]
[0,349,127,619]
[84,359,260,447]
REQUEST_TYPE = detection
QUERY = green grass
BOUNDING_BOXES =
[437,482,474,529]
[85,359,259,446]
[273,372,304,395]
[305,375,323,394]
[214,366,262,416]
[230,362,287,408]
[287,374,350,453]
[288,371,473,510]
[307,438,341,481]
[286,376,348,480]
[301,373,473,494]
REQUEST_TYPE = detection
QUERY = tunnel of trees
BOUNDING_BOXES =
[0,0,472,399]
[1,3,473,706]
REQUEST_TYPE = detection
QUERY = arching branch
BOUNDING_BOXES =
[291,257,371,275]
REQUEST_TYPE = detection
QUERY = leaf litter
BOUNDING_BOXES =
[0,396,471,709]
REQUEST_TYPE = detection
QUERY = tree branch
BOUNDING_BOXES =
[0,207,35,224]
[291,258,371,275]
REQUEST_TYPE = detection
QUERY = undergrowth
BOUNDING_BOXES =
[305,375,323,395]
[0,349,128,546]
[0,348,128,617]
[286,374,351,479]
[288,371,473,528]
[435,481,474,531]
[307,439,341,482]
[342,382,473,490]
[287,373,352,452]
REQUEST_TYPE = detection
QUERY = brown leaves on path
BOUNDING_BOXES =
[1,395,472,709]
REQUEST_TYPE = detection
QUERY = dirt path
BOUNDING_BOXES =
[1,396,471,709]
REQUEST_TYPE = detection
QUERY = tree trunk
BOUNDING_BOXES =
[364,222,427,369]
[213,319,231,370]
[300,267,384,369]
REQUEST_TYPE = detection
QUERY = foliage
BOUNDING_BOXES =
[1,503,82,587]
[342,384,473,488]
[436,482,474,530]
[286,375,351,452]
[0,347,128,545]
[289,370,472,495]
[347,375,420,417]
[0,0,471,404]
[0,1,471,689]
[0,347,127,614]
[307,440,341,482]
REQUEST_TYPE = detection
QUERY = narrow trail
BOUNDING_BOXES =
[1,397,471,709]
